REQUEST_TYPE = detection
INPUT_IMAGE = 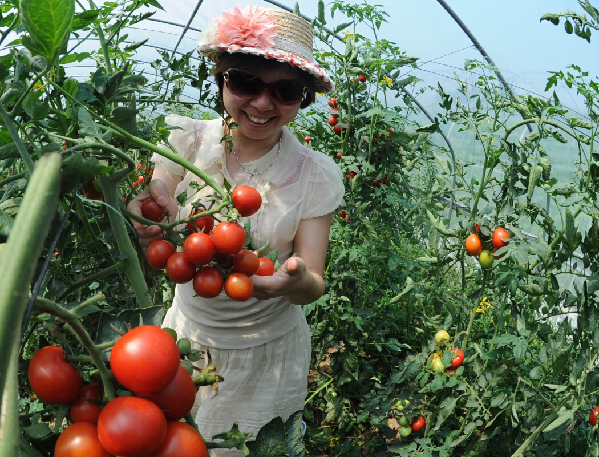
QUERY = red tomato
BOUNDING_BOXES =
[492,227,510,249]
[69,382,102,425]
[211,221,246,254]
[336,152,342,158]
[304,136,311,143]
[183,233,216,266]
[358,74,367,83]
[28,346,83,404]
[411,417,425,432]
[193,266,224,298]
[334,125,342,136]
[135,365,196,421]
[328,98,338,108]
[144,422,208,457]
[464,234,483,256]
[590,407,599,426]
[232,185,262,217]
[186,211,214,234]
[224,273,254,301]
[147,240,175,270]
[233,250,260,276]
[141,199,165,223]
[55,422,111,457]
[110,325,180,394]
[328,116,339,126]
[97,396,167,457]
[450,348,464,368]
[255,257,275,276]
[166,252,196,283]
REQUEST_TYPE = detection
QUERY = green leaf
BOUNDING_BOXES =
[544,407,574,433]
[247,416,286,456]
[434,396,457,430]
[124,39,149,52]
[334,21,353,34]
[0,210,14,237]
[416,122,439,133]
[317,0,326,24]
[20,0,75,62]
[23,91,49,121]
[284,411,306,457]
[60,52,92,64]
[78,107,102,139]
[23,423,52,439]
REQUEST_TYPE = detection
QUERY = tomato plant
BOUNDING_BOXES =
[147,240,175,270]
[193,266,224,298]
[110,325,180,394]
[28,346,83,404]
[166,252,197,284]
[183,232,216,266]
[141,198,166,223]
[224,273,254,301]
[97,396,167,456]
[211,221,246,254]
[55,422,111,457]
[232,185,262,217]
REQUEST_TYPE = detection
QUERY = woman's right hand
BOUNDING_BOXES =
[127,179,179,250]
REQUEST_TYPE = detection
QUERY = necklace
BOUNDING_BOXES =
[231,130,282,176]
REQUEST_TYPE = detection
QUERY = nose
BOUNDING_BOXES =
[250,87,276,111]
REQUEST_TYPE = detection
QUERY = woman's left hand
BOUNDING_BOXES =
[251,256,320,304]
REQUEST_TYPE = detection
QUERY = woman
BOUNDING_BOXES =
[128,5,343,444]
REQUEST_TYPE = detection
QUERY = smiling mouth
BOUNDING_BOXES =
[245,113,273,124]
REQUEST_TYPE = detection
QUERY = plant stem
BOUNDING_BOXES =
[33,295,116,401]
[503,117,590,144]
[0,103,35,174]
[57,263,123,302]
[462,270,487,349]
[0,337,19,456]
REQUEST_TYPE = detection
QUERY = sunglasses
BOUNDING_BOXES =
[223,68,307,105]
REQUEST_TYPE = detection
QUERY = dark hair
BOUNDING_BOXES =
[212,52,316,109]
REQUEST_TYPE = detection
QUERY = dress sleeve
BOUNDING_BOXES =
[151,115,201,177]
[301,151,345,219]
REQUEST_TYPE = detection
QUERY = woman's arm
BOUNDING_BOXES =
[251,212,334,305]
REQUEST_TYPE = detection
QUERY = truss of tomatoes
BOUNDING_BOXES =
[29,326,210,457]
[143,185,276,302]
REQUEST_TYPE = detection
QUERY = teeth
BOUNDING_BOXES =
[247,114,271,124]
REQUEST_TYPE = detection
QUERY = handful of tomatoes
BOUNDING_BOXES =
[142,185,276,302]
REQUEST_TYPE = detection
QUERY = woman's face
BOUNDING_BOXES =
[222,64,302,147]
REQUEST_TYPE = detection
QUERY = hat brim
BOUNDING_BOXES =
[198,44,334,93]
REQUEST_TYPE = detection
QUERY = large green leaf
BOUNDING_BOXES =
[19,0,75,62]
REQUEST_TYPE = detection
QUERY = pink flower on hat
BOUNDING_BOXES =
[214,5,279,49]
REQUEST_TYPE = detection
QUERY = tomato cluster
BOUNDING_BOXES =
[464,226,511,269]
[146,185,275,302]
[427,330,465,375]
[46,326,208,457]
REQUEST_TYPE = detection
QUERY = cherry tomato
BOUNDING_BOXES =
[233,250,260,276]
[399,426,412,437]
[28,346,83,404]
[232,185,262,217]
[399,416,409,426]
[183,232,216,266]
[445,367,458,375]
[55,422,111,457]
[110,325,180,394]
[147,240,175,270]
[144,422,208,457]
[255,257,275,276]
[434,330,450,346]
[166,252,196,283]
[304,136,311,143]
[328,116,339,126]
[411,417,425,431]
[358,74,367,82]
[333,125,342,136]
[193,266,224,298]
[135,365,196,421]
[336,152,342,158]
[450,348,465,368]
[590,406,599,426]
[328,98,338,108]
[464,234,483,256]
[141,198,165,223]
[430,358,445,373]
[186,211,214,234]
[69,382,102,425]
[224,273,254,301]
[97,396,167,456]
[479,250,494,269]
[212,221,246,254]
[492,227,510,249]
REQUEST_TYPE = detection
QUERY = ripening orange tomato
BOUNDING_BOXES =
[465,234,483,256]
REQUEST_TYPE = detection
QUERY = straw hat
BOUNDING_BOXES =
[197,5,333,92]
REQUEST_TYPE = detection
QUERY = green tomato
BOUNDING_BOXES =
[399,416,409,426]
[330,391,337,398]
[430,358,446,373]
[399,426,412,437]
[163,327,177,341]
[177,338,191,356]
[434,330,450,346]
[479,250,494,269]
[187,349,202,362]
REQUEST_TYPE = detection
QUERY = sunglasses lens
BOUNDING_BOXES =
[225,69,306,105]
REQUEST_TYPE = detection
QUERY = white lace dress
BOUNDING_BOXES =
[152,115,344,442]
